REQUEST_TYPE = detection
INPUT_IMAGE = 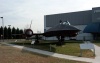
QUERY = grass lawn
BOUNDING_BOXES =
[10,40,94,58]
[0,43,88,63]
[92,40,100,46]
[94,43,100,46]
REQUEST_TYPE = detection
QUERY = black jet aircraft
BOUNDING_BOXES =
[24,29,43,44]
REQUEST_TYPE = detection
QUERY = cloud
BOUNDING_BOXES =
[0,0,100,32]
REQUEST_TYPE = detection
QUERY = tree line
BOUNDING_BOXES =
[0,26,24,39]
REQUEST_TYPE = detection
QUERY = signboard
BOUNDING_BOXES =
[80,43,94,49]
[80,43,95,56]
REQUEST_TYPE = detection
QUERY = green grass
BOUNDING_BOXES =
[92,40,100,46]
[10,40,94,58]
[94,43,100,46]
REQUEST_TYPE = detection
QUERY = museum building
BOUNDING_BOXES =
[44,7,100,40]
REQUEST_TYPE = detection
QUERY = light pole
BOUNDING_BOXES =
[0,17,4,42]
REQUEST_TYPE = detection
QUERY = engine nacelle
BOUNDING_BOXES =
[24,29,33,37]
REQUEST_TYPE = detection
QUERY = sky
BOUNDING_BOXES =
[0,0,100,33]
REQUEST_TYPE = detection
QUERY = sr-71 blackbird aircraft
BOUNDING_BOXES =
[24,21,80,45]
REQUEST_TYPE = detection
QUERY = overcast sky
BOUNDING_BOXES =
[0,0,100,33]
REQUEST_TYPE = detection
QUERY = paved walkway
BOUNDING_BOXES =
[1,42,100,63]
[92,45,100,63]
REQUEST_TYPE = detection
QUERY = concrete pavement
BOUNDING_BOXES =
[92,45,100,63]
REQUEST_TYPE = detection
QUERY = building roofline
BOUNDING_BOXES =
[45,10,92,16]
